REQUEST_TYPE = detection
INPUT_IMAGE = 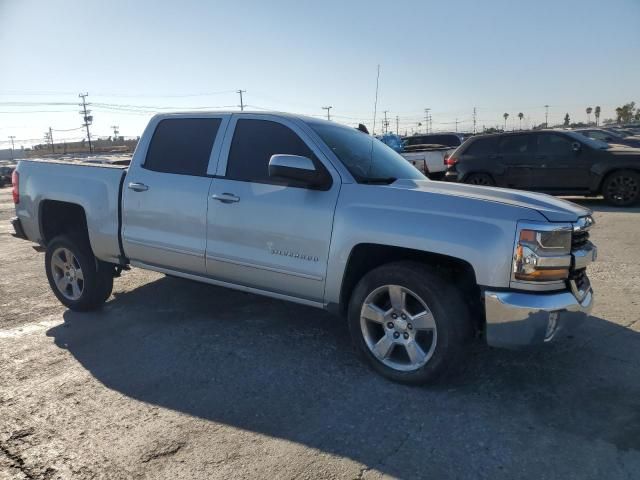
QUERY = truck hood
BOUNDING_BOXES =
[390,179,591,222]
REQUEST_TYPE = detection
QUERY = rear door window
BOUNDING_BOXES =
[144,118,221,176]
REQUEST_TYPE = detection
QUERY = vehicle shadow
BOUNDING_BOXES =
[46,276,640,476]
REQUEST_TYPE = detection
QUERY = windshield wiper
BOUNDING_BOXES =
[359,177,397,185]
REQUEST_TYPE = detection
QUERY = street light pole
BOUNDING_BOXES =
[8,136,15,160]
[322,106,333,121]
[544,104,549,128]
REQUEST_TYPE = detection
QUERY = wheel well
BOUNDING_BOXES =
[463,172,494,182]
[339,244,482,326]
[39,200,89,246]
[598,168,640,192]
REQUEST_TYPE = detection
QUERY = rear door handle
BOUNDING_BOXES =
[128,182,149,192]
[211,193,240,203]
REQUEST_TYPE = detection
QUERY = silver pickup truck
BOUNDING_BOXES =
[10,112,597,384]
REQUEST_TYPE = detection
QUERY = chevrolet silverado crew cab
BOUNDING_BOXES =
[11,112,596,384]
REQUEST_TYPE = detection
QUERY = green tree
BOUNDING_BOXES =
[586,107,593,124]
[503,112,509,130]
[615,102,636,124]
[564,113,570,126]
[518,112,524,129]
[594,106,601,126]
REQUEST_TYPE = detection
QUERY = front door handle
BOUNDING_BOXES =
[128,182,149,192]
[211,193,240,204]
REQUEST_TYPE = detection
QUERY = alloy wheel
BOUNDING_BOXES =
[50,247,84,300]
[606,174,639,205]
[360,285,437,372]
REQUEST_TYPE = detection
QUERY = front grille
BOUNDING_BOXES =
[572,229,590,250]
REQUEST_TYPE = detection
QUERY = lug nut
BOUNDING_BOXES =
[401,314,407,320]
[387,322,394,329]
[391,313,398,319]
[403,332,409,339]
[393,332,400,339]
[407,323,413,330]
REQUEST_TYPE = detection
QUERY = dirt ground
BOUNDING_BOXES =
[1,187,639,480]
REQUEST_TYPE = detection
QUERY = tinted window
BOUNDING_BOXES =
[404,135,427,146]
[499,135,530,154]
[585,130,609,141]
[430,135,461,147]
[464,137,498,156]
[226,119,316,183]
[145,118,221,176]
[404,134,460,147]
[536,133,573,155]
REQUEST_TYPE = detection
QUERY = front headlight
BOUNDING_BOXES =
[513,224,572,282]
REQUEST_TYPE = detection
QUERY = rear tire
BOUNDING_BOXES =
[602,170,640,206]
[465,173,495,186]
[347,261,472,385]
[45,234,113,311]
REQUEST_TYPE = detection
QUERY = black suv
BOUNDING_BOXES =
[445,130,640,206]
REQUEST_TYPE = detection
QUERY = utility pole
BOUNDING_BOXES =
[455,118,459,132]
[372,64,380,135]
[382,110,389,133]
[472,109,476,133]
[396,116,399,135]
[237,89,246,111]
[322,106,333,121]
[49,127,54,153]
[424,108,430,133]
[79,93,93,153]
[8,136,15,160]
[544,104,549,128]
[111,125,119,139]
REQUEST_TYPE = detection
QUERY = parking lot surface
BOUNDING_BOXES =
[1,187,639,479]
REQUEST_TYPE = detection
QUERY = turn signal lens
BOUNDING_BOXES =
[514,268,569,281]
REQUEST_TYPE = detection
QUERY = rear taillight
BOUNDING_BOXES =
[12,170,19,204]
[445,154,458,167]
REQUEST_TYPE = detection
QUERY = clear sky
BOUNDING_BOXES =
[1,0,639,147]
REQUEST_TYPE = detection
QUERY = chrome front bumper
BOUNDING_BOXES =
[484,287,593,348]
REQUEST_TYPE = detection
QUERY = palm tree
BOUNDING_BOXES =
[586,107,593,125]
[503,113,509,130]
[518,112,524,130]
[594,106,601,126]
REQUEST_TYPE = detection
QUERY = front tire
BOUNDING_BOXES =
[602,170,640,206]
[465,173,495,186]
[348,261,472,385]
[45,234,114,311]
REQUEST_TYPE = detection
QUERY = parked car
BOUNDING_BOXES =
[575,128,640,148]
[0,166,15,188]
[401,133,466,179]
[445,129,640,206]
[11,112,596,385]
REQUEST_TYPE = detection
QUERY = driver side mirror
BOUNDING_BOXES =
[268,154,329,189]
[571,142,582,153]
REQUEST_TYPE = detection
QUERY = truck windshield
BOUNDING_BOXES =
[307,120,425,183]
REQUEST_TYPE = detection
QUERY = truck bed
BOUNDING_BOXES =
[15,159,127,264]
